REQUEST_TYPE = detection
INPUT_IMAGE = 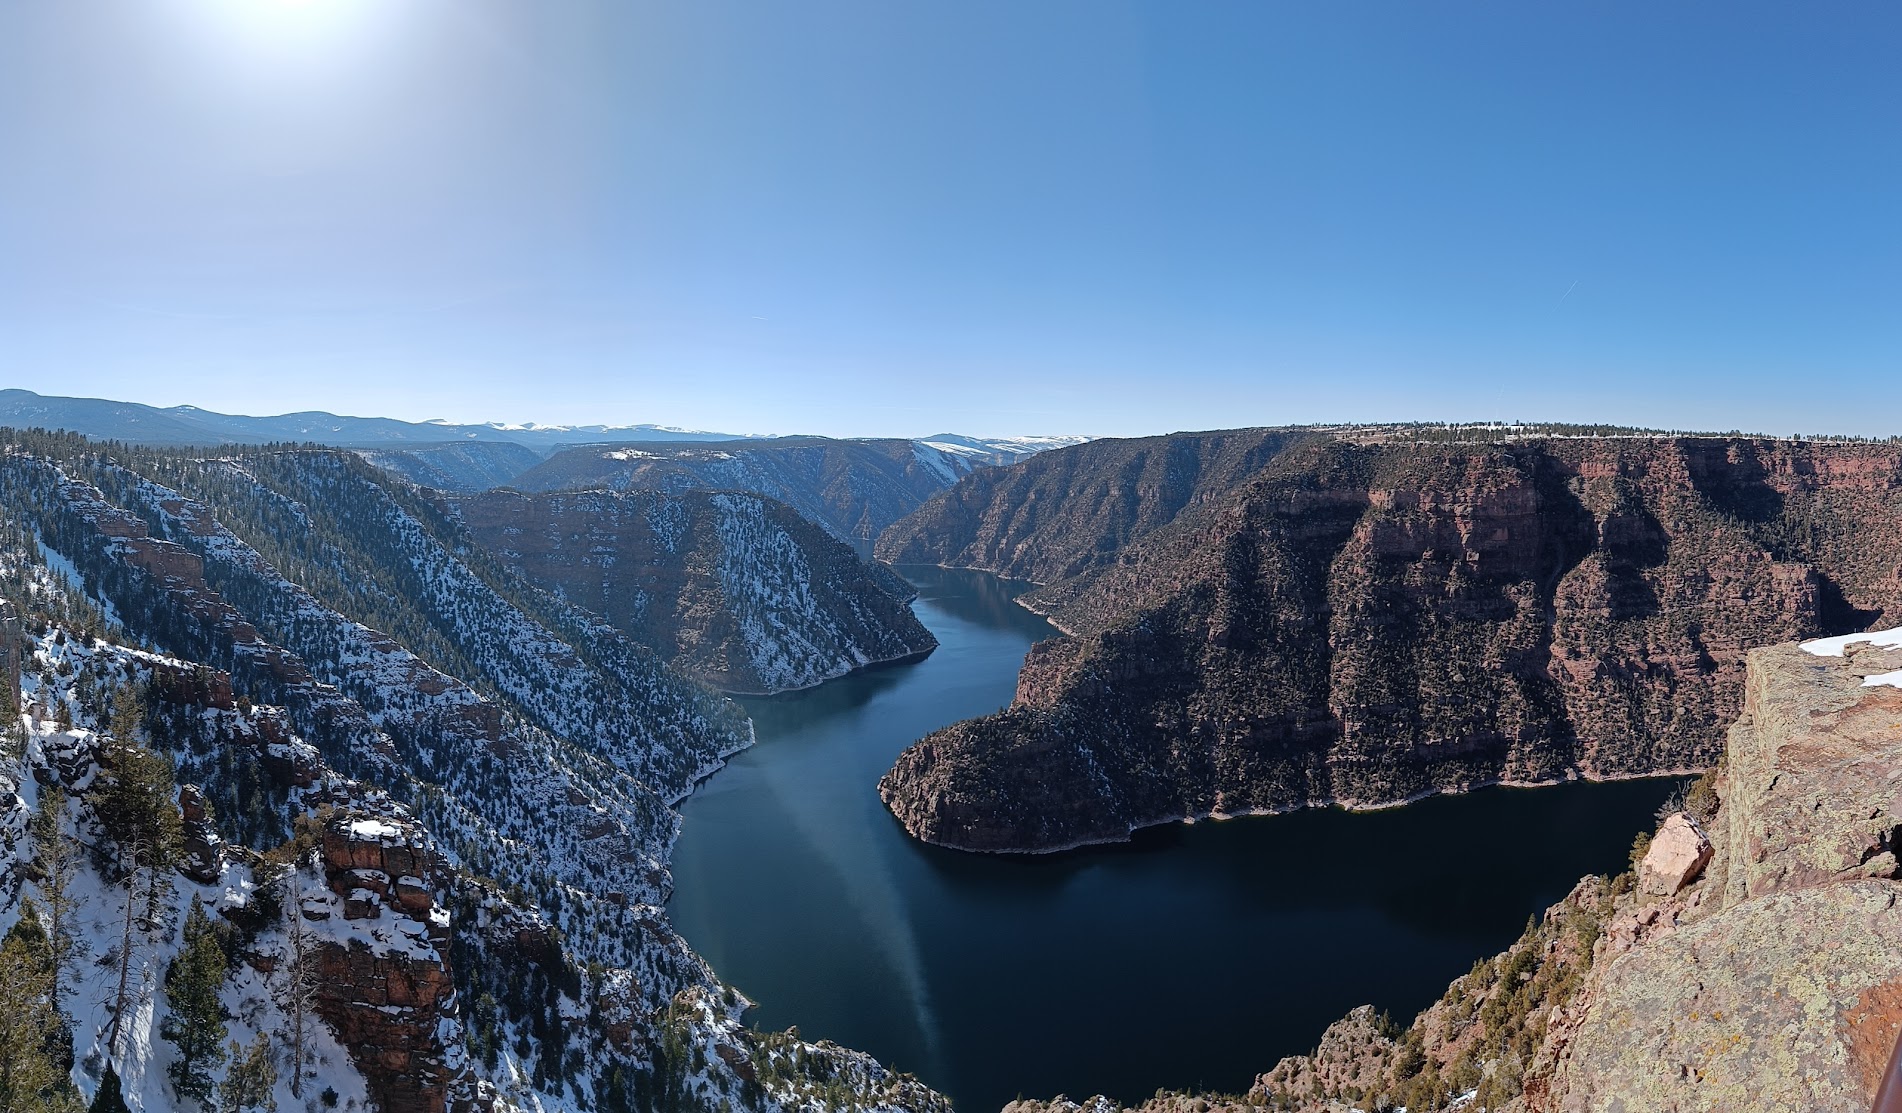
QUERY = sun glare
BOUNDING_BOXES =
[170,0,392,69]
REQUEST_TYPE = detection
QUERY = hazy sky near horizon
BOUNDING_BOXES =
[2,2,1897,438]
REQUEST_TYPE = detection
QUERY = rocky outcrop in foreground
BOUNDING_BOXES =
[1524,633,1902,1112]
[880,434,1902,852]
[1006,628,1902,1113]
[457,487,936,694]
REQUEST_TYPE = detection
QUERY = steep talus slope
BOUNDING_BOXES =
[0,541,510,1111]
[511,437,990,542]
[141,452,745,800]
[0,431,951,1113]
[456,488,935,694]
[1004,632,1902,1113]
[878,436,1902,852]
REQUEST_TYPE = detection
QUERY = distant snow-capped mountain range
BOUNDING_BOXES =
[0,388,1088,459]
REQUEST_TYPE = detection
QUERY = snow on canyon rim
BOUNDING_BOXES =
[1801,625,1902,689]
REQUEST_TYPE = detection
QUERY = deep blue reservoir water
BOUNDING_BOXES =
[668,565,1674,1111]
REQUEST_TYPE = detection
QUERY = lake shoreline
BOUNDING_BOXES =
[668,566,1678,1112]
[892,768,1707,856]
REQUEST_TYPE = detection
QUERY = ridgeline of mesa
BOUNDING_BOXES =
[877,428,1902,851]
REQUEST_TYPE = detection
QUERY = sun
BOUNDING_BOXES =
[168,0,390,69]
[236,0,356,29]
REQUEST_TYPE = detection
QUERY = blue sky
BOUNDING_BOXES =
[1,2,1896,437]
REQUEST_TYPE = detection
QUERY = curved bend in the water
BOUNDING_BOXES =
[668,567,1675,1112]
[670,566,1055,1086]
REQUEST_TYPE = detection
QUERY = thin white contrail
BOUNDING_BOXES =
[1560,279,1580,303]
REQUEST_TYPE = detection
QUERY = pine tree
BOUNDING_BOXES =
[0,679,23,763]
[105,845,151,1069]
[279,878,316,1100]
[87,673,181,1073]
[108,681,144,746]
[92,712,182,1071]
[29,786,80,1020]
[598,1066,632,1113]
[161,897,229,1105]
[217,1032,276,1113]
[0,916,80,1113]
[94,716,179,864]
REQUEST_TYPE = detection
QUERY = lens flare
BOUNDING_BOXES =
[166,0,395,72]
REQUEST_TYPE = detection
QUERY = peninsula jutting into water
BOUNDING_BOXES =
[669,566,1676,1110]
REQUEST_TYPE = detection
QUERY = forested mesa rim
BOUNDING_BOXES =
[876,431,1902,852]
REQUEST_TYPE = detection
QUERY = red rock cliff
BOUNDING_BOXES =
[879,436,1902,851]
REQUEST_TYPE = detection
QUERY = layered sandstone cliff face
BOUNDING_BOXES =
[305,814,467,1113]
[878,435,1902,852]
[1003,631,1902,1113]
[456,487,936,694]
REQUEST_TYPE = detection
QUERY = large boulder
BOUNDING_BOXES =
[1638,812,1713,897]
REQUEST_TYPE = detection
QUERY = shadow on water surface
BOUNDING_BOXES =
[895,564,1054,636]
[911,779,1685,941]
[670,566,1679,1112]
[741,662,913,723]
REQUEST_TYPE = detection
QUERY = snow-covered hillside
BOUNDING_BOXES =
[456,488,937,694]
[0,430,953,1113]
